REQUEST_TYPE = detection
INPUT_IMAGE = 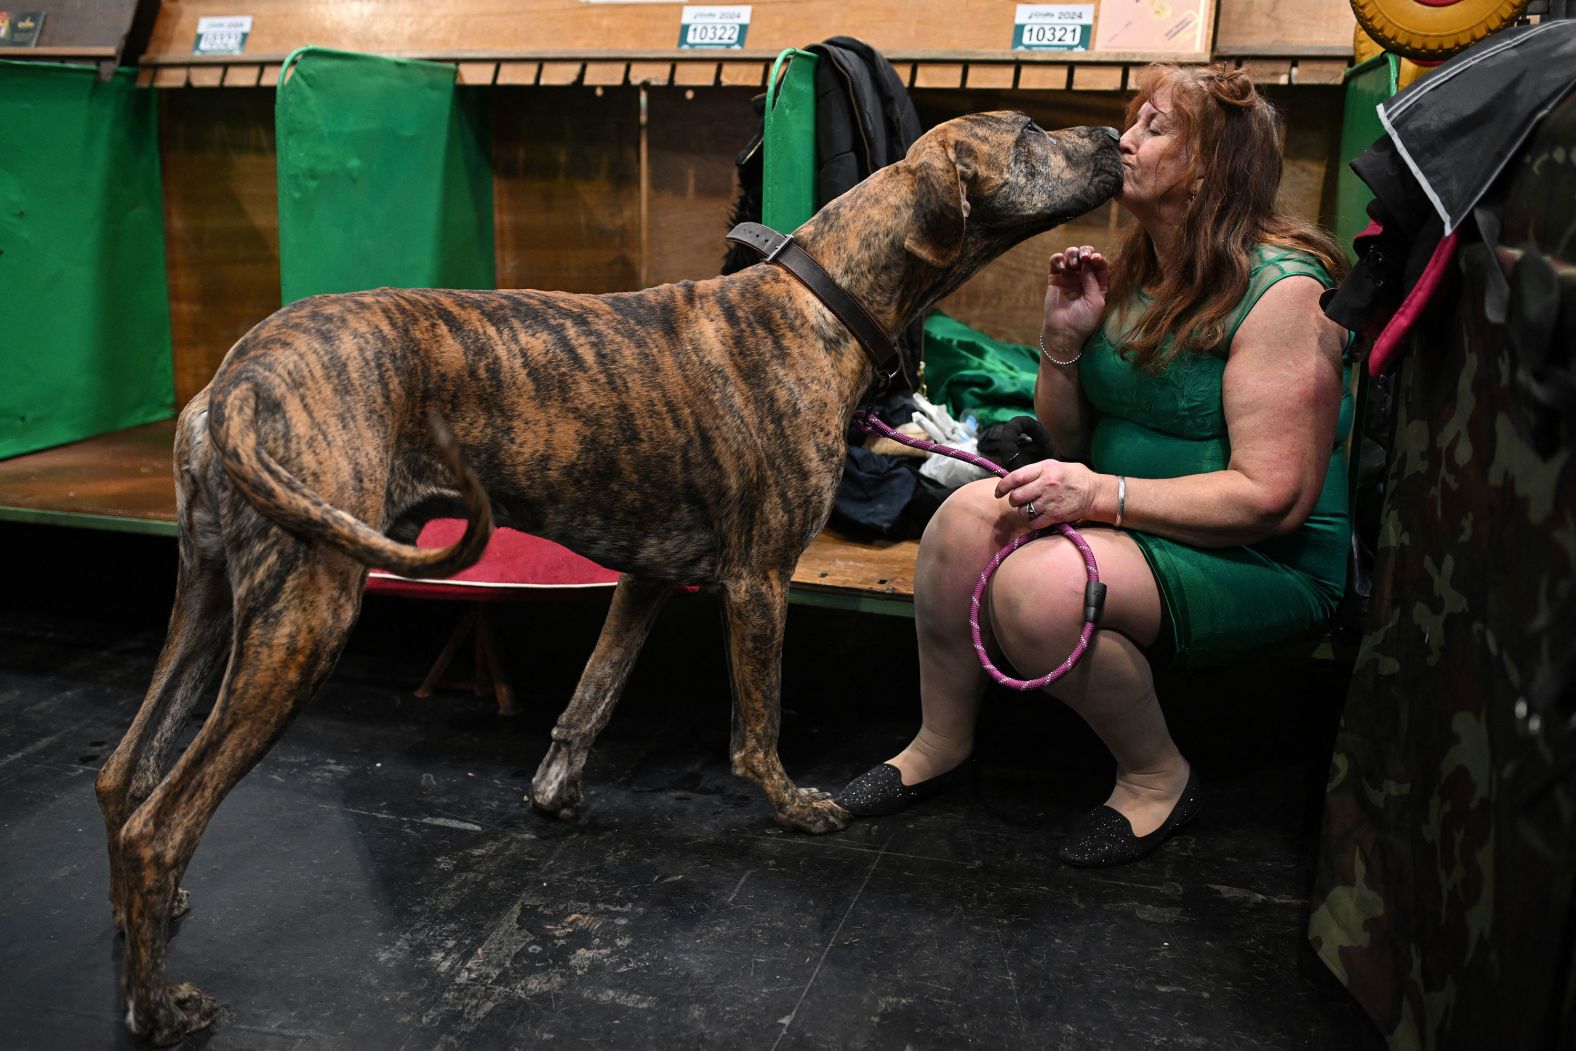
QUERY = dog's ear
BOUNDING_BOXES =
[903,151,970,269]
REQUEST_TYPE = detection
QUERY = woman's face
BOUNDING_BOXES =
[1117,85,1193,212]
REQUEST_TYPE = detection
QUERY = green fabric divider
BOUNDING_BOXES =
[762,48,818,233]
[922,312,1038,426]
[276,47,494,304]
[0,61,174,460]
[1334,56,1396,517]
[1335,54,1399,264]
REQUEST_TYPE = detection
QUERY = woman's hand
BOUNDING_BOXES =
[995,458,1104,525]
[1043,245,1110,352]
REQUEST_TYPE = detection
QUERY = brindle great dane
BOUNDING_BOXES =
[95,111,1120,1043]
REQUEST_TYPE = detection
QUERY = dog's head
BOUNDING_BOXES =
[900,112,1123,270]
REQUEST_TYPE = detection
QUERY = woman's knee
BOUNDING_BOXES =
[917,481,1011,580]
[986,541,1090,676]
[923,480,1004,544]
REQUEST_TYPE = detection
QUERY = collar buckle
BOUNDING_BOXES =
[765,233,794,264]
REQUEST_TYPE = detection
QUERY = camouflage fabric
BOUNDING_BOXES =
[1308,92,1576,1050]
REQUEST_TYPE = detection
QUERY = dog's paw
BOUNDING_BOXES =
[529,743,589,821]
[525,781,585,822]
[775,790,849,834]
[133,982,220,1046]
[526,791,583,822]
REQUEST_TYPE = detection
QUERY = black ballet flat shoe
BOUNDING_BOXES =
[1055,767,1203,868]
[834,760,974,818]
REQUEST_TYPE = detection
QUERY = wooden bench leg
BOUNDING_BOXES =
[474,609,517,716]
[409,604,516,716]
[472,612,493,698]
[414,606,479,699]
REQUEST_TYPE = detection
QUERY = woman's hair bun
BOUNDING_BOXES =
[1207,66,1256,108]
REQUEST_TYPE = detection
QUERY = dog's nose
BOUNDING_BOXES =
[1097,126,1120,142]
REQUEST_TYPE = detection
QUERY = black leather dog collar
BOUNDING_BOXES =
[726,222,897,371]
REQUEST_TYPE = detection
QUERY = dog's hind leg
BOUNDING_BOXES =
[530,574,673,820]
[96,545,231,933]
[99,451,233,933]
[116,549,362,1046]
[719,574,848,833]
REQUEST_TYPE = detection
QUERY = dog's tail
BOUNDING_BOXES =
[208,383,493,578]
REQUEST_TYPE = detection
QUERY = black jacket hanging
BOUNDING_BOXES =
[1323,20,1576,374]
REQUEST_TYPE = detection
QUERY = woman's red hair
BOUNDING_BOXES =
[1106,64,1348,371]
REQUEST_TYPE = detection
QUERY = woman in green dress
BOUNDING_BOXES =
[836,64,1354,866]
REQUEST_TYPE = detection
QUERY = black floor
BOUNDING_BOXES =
[0,523,1382,1050]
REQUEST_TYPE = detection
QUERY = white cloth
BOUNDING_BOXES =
[909,393,990,489]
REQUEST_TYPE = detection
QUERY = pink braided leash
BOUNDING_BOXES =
[851,409,1104,691]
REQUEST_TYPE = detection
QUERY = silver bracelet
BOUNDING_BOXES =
[1038,332,1081,367]
[1114,475,1127,529]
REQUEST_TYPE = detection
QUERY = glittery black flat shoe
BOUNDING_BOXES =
[1055,767,1202,868]
[834,760,974,818]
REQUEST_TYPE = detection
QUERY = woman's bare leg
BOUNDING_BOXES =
[886,479,1189,835]
[988,529,1188,836]
[884,481,1004,785]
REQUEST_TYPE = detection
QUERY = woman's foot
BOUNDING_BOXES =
[885,743,967,788]
[883,722,974,785]
[1104,760,1193,836]
[835,724,976,817]
[834,758,974,817]
[1056,762,1201,867]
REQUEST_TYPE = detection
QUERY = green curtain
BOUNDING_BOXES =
[1335,55,1399,264]
[762,48,818,233]
[0,61,174,460]
[922,312,1038,426]
[275,47,494,304]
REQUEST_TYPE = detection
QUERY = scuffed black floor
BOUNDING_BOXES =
[0,523,1381,1049]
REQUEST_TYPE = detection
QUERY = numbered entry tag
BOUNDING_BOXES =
[1013,4,1094,51]
[193,15,252,55]
[679,6,751,49]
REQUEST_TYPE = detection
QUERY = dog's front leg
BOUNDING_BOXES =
[531,574,673,819]
[720,574,848,833]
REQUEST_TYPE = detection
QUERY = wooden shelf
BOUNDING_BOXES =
[133,0,1354,90]
[0,423,918,613]
[138,50,1203,92]
[0,1,145,71]
[0,45,115,57]
[136,51,1351,91]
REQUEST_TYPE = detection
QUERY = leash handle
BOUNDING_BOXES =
[852,409,1101,691]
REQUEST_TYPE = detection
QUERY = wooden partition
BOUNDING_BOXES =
[493,85,753,295]
[159,88,279,405]
[155,81,1344,400]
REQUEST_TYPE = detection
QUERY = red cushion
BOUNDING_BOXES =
[365,520,621,600]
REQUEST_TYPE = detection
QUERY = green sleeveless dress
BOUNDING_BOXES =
[1079,245,1353,668]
